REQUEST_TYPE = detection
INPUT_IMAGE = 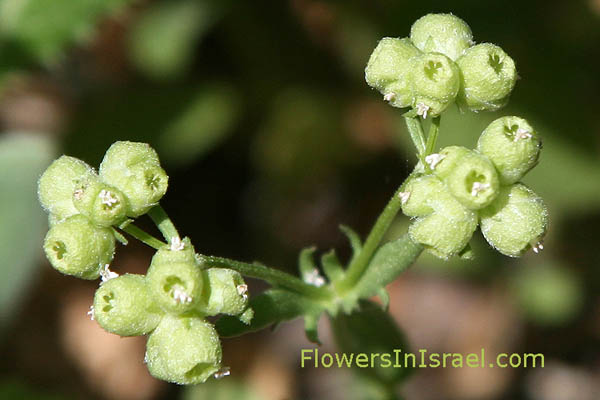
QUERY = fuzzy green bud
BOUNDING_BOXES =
[197,268,250,318]
[43,215,115,279]
[147,252,203,314]
[432,147,500,210]
[99,141,168,217]
[409,52,460,117]
[93,274,162,336]
[365,37,421,108]
[477,116,541,184]
[145,315,222,384]
[457,43,517,111]
[480,184,548,257]
[400,174,448,217]
[72,175,128,227]
[151,237,197,266]
[410,13,473,61]
[38,156,95,221]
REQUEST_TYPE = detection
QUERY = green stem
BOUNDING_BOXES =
[425,116,441,156]
[119,224,166,250]
[148,205,180,242]
[404,116,426,156]
[336,184,407,292]
[200,256,332,300]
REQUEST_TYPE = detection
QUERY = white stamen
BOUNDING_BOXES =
[172,287,192,304]
[425,153,445,170]
[305,268,326,287]
[170,237,185,251]
[236,284,249,300]
[532,242,544,254]
[99,190,118,207]
[471,182,490,196]
[87,305,95,321]
[214,367,231,379]
[383,92,396,102]
[73,188,84,200]
[100,264,119,283]
[416,102,430,119]
[398,191,411,205]
[514,128,533,142]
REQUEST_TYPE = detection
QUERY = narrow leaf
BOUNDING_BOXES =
[321,249,343,283]
[298,246,317,280]
[339,224,362,258]
[303,314,321,345]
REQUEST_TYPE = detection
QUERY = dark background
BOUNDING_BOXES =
[0,0,599,399]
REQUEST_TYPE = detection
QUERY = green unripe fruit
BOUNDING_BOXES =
[409,199,477,259]
[477,116,541,184]
[151,237,197,266]
[400,174,448,217]
[147,256,203,314]
[72,176,128,227]
[480,183,548,257]
[99,141,168,217]
[410,13,473,61]
[43,215,115,279]
[93,274,162,336]
[38,155,95,221]
[409,52,460,117]
[365,37,421,108]
[457,43,517,111]
[429,145,470,179]
[197,268,250,318]
[146,315,222,384]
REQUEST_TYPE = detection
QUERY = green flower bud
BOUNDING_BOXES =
[365,37,421,108]
[38,156,95,220]
[93,274,162,336]
[457,43,517,111]
[151,237,196,266]
[99,141,168,217]
[433,147,500,210]
[197,268,250,318]
[410,13,474,61]
[400,174,448,217]
[409,52,460,117]
[477,116,541,184]
[147,254,203,314]
[72,175,128,227]
[145,315,222,384]
[43,215,115,279]
[480,183,548,257]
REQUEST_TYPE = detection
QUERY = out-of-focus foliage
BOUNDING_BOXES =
[183,377,261,400]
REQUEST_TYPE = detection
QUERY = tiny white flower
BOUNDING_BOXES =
[170,237,185,251]
[73,188,84,200]
[100,264,119,283]
[398,191,411,205]
[305,268,326,287]
[425,153,445,170]
[383,92,396,102]
[99,189,118,207]
[214,367,231,379]
[471,182,490,196]
[532,241,544,254]
[514,128,533,142]
[236,284,249,300]
[87,305,95,321]
[172,287,192,304]
[416,102,430,119]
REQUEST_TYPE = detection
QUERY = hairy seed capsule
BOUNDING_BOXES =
[400,174,448,217]
[477,116,541,184]
[145,315,222,384]
[93,274,162,336]
[147,257,203,314]
[457,43,517,112]
[409,52,460,117]
[151,237,196,266]
[72,176,128,227]
[99,141,168,217]
[410,13,474,61]
[365,37,421,108]
[480,184,548,257]
[197,268,250,318]
[38,156,95,221]
[43,215,115,279]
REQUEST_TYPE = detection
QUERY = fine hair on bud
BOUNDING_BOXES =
[457,43,517,111]
[43,215,115,279]
[99,141,169,217]
[410,13,474,61]
[72,175,128,227]
[409,52,460,117]
[38,156,96,221]
[147,258,203,314]
[197,268,250,317]
[145,315,222,385]
[478,116,541,184]
[93,274,162,336]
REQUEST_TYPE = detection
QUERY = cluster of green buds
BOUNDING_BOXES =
[38,142,253,384]
[365,13,517,117]
[400,116,548,259]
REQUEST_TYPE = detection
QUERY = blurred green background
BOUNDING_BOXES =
[0,0,599,399]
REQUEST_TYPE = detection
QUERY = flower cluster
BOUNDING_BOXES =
[400,116,548,259]
[38,141,253,384]
[365,13,517,117]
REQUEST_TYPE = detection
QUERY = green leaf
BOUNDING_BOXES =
[303,313,321,345]
[321,249,343,283]
[340,224,362,262]
[0,133,54,332]
[298,246,317,281]
[215,289,323,338]
[376,288,390,311]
